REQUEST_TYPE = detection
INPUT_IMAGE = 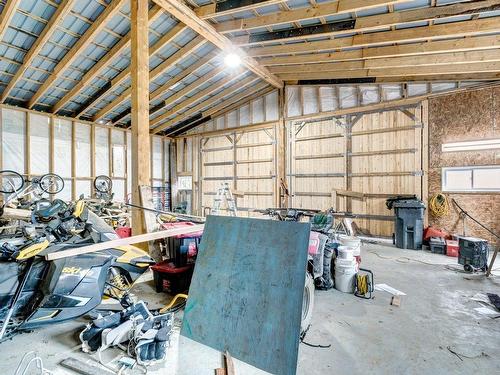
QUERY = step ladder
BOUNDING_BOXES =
[212,182,238,216]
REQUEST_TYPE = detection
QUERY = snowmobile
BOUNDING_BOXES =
[0,200,155,342]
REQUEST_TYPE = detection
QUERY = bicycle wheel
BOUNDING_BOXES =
[0,170,24,194]
[39,173,64,194]
[94,175,112,193]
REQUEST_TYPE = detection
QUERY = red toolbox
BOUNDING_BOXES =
[151,261,194,294]
[446,240,459,257]
[423,226,448,243]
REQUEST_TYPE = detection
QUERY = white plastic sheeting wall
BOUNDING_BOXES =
[53,118,72,201]
[0,106,170,202]
[30,114,50,175]
[1,109,25,172]
[286,82,487,118]
[186,90,279,135]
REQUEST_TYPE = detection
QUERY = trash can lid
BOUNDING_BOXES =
[393,199,426,208]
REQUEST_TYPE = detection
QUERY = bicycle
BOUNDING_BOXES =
[0,170,64,206]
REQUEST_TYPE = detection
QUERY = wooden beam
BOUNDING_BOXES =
[51,5,164,114]
[153,76,261,134]
[2,0,74,103]
[356,0,500,30]
[247,17,500,57]
[110,53,218,125]
[131,0,151,236]
[285,73,500,83]
[195,0,286,19]
[267,49,500,72]
[150,70,248,127]
[93,36,207,121]
[257,35,500,66]
[0,0,20,43]
[28,0,127,109]
[74,22,186,118]
[271,61,500,78]
[228,0,500,44]
[150,51,216,102]
[150,65,227,118]
[45,224,205,260]
[364,49,500,69]
[215,0,407,33]
[153,0,283,88]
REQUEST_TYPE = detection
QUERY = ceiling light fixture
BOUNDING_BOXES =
[442,138,500,152]
[224,52,241,68]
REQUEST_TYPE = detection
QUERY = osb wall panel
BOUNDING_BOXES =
[428,87,500,243]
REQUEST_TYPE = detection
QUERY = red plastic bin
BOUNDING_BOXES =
[151,261,194,294]
[446,240,459,257]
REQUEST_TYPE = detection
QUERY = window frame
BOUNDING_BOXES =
[442,165,500,193]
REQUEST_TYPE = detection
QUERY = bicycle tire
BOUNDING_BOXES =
[0,170,24,194]
[39,173,64,194]
[94,175,113,193]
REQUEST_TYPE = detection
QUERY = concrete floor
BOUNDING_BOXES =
[1,243,499,374]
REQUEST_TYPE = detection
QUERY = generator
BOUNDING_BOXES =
[458,237,489,272]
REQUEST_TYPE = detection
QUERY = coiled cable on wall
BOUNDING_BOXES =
[429,193,450,218]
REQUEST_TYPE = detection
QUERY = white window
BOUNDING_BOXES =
[442,166,500,192]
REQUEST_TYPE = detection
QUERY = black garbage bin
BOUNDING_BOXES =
[391,199,426,250]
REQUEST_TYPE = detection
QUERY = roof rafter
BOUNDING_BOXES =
[2,0,72,103]
[51,5,164,114]
[0,0,21,43]
[231,0,500,46]
[248,17,500,57]
[266,49,500,72]
[286,73,500,84]
[28,0,127,109]
[93,35,207,121]
[153,0,283,88]
[154,76,263,134]
[151,70,249,127]
[215,0,410,33]
[195,0,286,19]
[74,22,187,118]
[257,34,500,66]
[274,61,500,81]
[150,65,227,119]
[111,52,218,125]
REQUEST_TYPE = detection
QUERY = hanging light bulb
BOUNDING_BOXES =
[224,52,241,68]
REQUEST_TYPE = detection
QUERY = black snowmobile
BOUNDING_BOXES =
[0,200,154,342]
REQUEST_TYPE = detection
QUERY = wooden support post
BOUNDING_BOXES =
[344,117,353,212]
[71,121,76,201]
[277,88,286,207]
[25,113,30,178]
[421,100,429,228]
[131,0,151,236]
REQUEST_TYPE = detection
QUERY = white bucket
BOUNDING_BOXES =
[334,258,357,293]
[337,246,354,261]
[339,235,361,256]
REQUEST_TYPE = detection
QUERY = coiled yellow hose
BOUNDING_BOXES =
[429,193,450,218]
